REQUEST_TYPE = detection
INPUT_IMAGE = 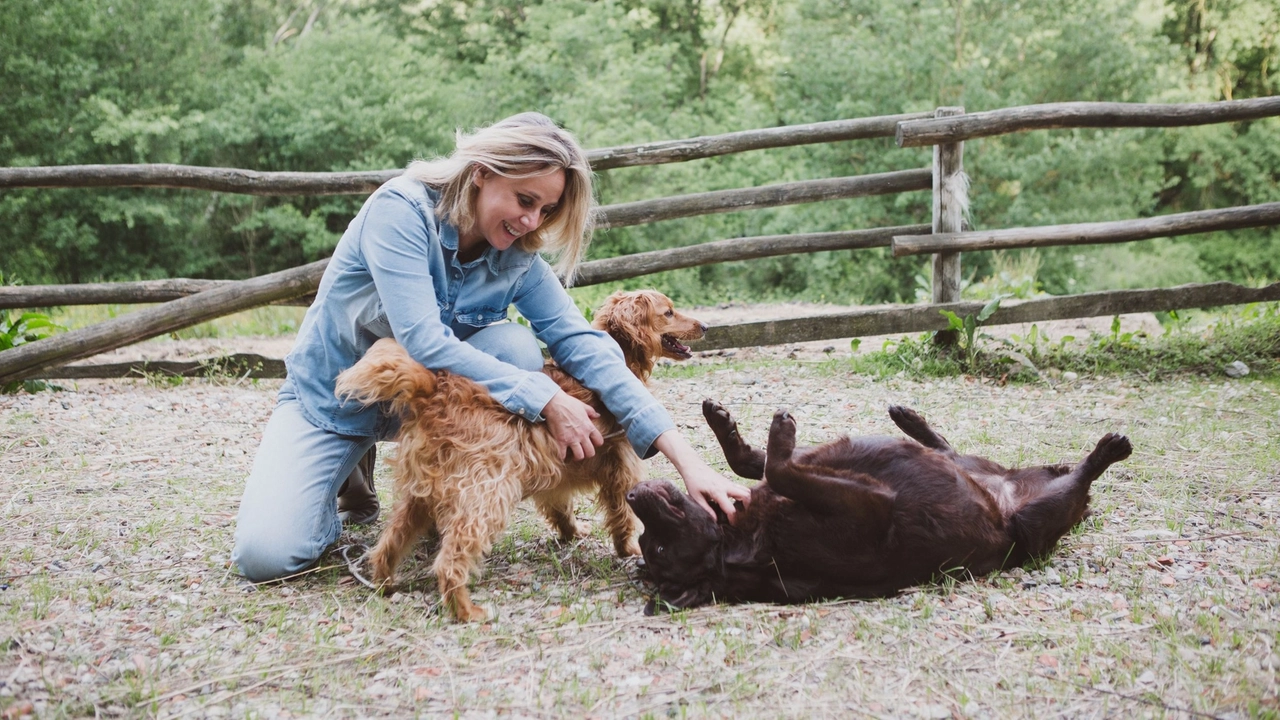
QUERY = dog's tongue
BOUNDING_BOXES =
[662,335,691,356]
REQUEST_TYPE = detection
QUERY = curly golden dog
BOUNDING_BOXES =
[334,290,706,621]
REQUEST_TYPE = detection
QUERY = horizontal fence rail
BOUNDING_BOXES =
[596,169,930,229]
[0,113,931,195]
[0,224,933,308]
[0,260,328,385]
[26,280,1279,379]
[0,278,307,309]
[895,97,1280,147]
[891,202,1280,256]
[693,281,1280,351]
[574,225,930,286]
[588,113,931,169]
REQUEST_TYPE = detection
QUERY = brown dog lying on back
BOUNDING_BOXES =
[335,290,706,621]
[626,400,1131,612]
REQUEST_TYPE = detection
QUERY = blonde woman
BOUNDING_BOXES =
[232,112,749,582]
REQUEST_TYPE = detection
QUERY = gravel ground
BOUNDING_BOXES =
[1,306,1277,719]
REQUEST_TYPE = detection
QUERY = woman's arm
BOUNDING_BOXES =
[653,430,751,523]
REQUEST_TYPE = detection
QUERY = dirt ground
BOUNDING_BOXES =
[1,304,1277,719]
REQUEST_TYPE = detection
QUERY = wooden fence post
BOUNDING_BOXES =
[931,106,967,345]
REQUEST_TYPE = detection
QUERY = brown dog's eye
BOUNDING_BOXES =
[664,309,673,318]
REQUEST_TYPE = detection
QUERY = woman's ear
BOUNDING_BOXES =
[472,165,491,188]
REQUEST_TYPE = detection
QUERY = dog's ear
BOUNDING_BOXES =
[594,291,661,375]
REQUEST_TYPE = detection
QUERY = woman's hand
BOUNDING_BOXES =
[541,390,604,461]
[653,430,751,523]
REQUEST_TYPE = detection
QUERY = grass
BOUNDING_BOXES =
[840,302,1280,383]
[49,303,307,338]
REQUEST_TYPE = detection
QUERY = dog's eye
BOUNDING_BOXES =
[655,545,664,555]
[664,309,674,318]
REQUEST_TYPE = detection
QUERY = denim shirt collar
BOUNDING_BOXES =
[435,209,518,277]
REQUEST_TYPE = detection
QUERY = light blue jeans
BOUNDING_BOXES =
[231,323,544,582]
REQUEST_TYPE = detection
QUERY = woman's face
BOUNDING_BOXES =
[462,167,566,256]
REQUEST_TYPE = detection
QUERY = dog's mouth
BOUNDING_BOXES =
[627,481,686,521]
[661,334,693,360]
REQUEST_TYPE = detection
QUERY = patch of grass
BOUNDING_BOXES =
[843,302,1280,382]
[51,303,306,337]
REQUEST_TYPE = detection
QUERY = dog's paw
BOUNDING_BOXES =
[770,409,796,436]
[767,409,798,458]
[557,520,591,542]
[888,405,924,428]
[702,399,739,435]
[1091,433,1133,465]
[446,592,489,623]
[616,538,642,557]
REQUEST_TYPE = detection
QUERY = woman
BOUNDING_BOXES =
[232,112,750,582]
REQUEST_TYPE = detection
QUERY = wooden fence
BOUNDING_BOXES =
[1,98,1279,382]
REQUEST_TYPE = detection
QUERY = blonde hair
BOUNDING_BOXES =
[405,112,596,283]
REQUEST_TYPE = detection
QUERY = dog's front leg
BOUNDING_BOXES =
[597,449,643,557]
[764,409,894,533]
[702,399,765,480]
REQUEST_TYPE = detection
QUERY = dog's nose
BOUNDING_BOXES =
[626,491,636,502]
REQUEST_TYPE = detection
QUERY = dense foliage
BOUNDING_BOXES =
[1,0,1277,304]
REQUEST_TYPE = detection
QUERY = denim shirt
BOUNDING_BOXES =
[284,175,674,457]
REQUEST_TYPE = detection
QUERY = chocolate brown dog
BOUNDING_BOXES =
[626,400,1131,611]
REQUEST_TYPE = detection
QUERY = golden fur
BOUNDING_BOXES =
[334,290,706,621]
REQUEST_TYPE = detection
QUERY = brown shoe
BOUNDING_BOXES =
[338,445,379,525]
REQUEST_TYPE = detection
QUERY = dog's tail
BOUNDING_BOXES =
[335,338,439,417]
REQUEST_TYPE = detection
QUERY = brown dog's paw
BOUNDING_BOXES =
[702,398,739,434]
[767,409,798,458]
[1091,433,1133,465]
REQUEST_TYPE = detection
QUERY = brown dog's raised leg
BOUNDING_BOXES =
[1008,433,1132,562]
[888,406,955,453]
[763,410,893,532]
[702,399,765,480]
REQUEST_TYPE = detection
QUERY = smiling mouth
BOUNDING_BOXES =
[502,220,521,238]
[661,334,692,359]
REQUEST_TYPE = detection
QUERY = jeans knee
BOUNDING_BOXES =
[467,323,544,371]
[232,526,322,582]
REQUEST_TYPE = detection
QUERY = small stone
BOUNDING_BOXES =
[1224,361,1249,378]
[1063,371,1079,382]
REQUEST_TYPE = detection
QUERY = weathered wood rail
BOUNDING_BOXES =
[895,96,1280,147]
[892,202,1280,256]
[3,98,1280,381]
[0,113,931,193]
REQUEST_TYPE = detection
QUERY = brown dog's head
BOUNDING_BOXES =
[592,290,706,381]
[626,479,723,613]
